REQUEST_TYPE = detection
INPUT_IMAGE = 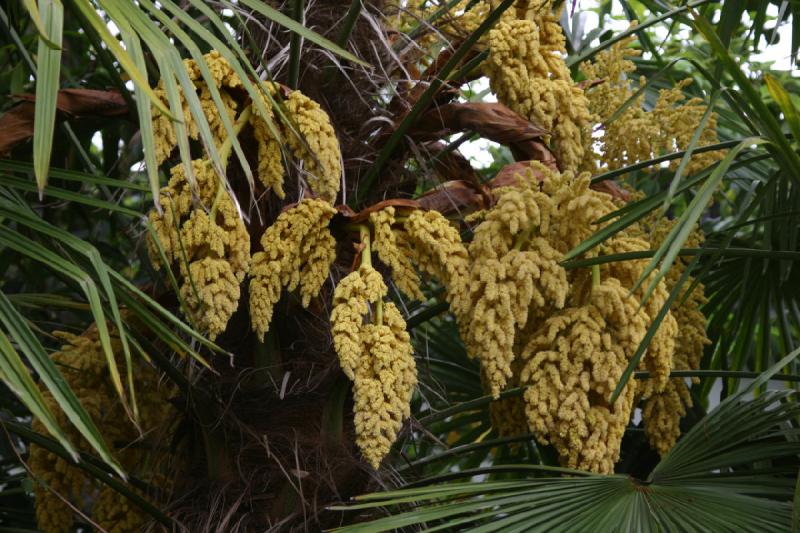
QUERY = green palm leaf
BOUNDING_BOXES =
[332,350,800,531]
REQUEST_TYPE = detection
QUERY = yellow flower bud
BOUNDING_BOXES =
[370,207,424,301]
[250,199,337,340]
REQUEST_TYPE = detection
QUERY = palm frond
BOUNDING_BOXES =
[331,351,800,531]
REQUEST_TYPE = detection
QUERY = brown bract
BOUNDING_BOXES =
[0,89,128,153]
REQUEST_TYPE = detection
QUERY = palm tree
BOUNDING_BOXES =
[0,0,798,530]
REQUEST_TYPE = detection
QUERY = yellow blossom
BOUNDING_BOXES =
[482,4,591,171]
[330,252,416,468]
[463,164,570,397]
[284,90,342,203]
[331,268,372,380]
[580,36,723,173]
[249,199,337,339]
[147,160,250,339]
[180,257,241,340]
[467,247,568,397]
[640,219,710,454]
[370,207,424,301]
[599,235,678,395]
[353,302,417,468]
[250,88,286,198]
[30,326,176,533]
[401,209,471,321]
[151,51,242,165]
[146,159,220,267]
[520,279,647,473]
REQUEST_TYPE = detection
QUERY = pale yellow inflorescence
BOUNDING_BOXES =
[639,220,710,455]
[600,235,678,395]
[520,279,647,473]
[400,209,472,321]
[325,207,443,469]
[580,36,723,174]
[481,1,591,172]
[370,207,424,301]
[353,302,417,469]
[180,257,241,339]
[249,85,287,198]
[330,261,416,468]
[152,51,341,203]
[330,266,385,380]
[248,83,343,202]
[152,51,242,165]
[249,199,338,340]
[30,326,176,533]
[147,159,250,339]
[465,165,570,397]
[440,0,590,170]
[453,160,693,473]
[283,90,343,203]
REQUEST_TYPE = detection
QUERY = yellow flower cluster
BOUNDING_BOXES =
[147,159,250,339]
[354,302,417,468]
[152,51,241,165]
[283,90,342,203]
[640,220,710,455]
[370,207,424,301]
[580,37,723,174]
[400,209,472,321]
[330,263,416,468]
[249,199,338,340]
[454,161,690,472]
[152,51,341,202]
[323,208,481,468]
[249,86,287,198]
[520,279,646,473]
[331,265,387,379]
[465,166,569,397]
[481,1,591,171]
[147,51,347,340]
[412,0,589,170]
[30,326,176,533]
[600,235,678,395]
[248,84,342,202]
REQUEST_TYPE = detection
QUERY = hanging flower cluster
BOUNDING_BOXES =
[639,219,710,455]
[152,50,242,165]
[250,199,338,340]
[520,280,647,473]
[328,206,478,468]
[580,35,723,174]
[246,84,343,201]
[30,326,176,533]
[483,2,591,172]
[440,162,682,473]
[435,0,591,171]
[148,159,250,339]
[330,227,417,468]
[147,52,342,339]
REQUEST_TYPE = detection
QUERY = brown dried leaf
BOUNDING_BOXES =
[336,199,421,222]
[491,161,549,189]
[15,88,128,117]
[0,89,128,153]
[411,102,548,144]
[416,180,487,214]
